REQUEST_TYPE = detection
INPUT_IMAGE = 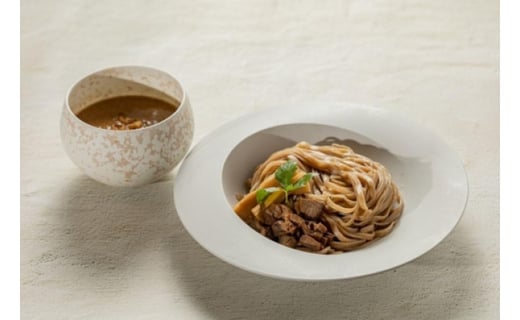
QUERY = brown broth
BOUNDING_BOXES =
[76,95,179,130]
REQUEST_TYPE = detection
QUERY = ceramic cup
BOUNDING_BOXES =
[60,66,194,186]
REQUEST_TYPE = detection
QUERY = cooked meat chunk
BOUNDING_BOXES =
[308,221,328,233]
[288,213,305,226]
[262,208,276,225]
[322,232,335,246]
[279,235,297,248]
[249,199,335,253]
[271,220,296,237]
[266,204,293,220]
[250,219,268,236]
[299,234,322,251]
[295,198,324,220]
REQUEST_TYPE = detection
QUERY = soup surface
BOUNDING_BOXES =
[76,95,179,130]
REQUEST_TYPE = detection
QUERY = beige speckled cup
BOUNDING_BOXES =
[60,66,194,187]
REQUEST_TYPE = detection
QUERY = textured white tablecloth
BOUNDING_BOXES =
[21,0,499,319]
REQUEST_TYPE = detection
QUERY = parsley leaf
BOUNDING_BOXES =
[255,160,314,206]
[255,187,281,203]
[286,173,314,192]
[275,160,298,188]
[255,189,270,203]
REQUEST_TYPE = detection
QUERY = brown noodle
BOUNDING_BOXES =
[233,142,404,253]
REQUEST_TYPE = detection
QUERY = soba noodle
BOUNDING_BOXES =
[233,141,404,254]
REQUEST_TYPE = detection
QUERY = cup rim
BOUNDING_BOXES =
[64,65,188,134]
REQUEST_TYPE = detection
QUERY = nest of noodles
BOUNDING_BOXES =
[233,142,404,254]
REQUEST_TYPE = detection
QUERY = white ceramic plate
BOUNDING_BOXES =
[174,104,468,281]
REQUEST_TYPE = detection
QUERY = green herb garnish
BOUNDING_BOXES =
[255,187,280,203]
[255,160,314,205]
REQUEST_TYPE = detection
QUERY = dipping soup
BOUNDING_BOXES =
[76,95,179,130]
